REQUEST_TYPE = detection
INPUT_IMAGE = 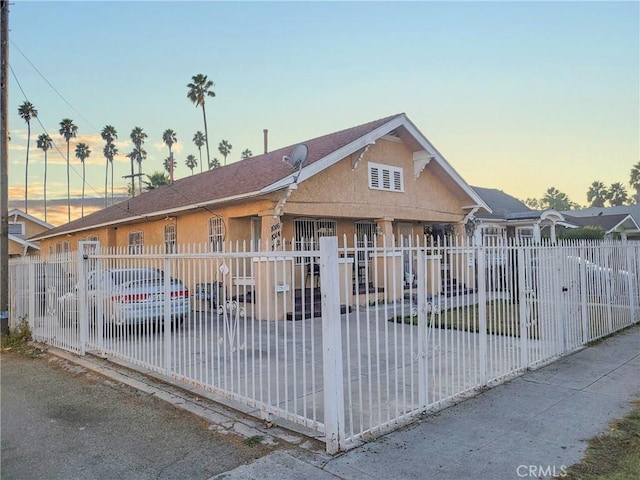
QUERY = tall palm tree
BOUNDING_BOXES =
[18,101,38,213]
[163,156,177,177]
[130,127,147,194]
[36,133,52,222]
[75,143,91,217]
[630,162,640,204]
[101,125,118,207]
[586,181,608,208]
[193,131,205,173]
[59,118,78,222]
[162,129,177,181]
[241,149,253,160]
[185,154,197,175]
[607,182,628,207]
[187,74,215,167]
[209,157,220,169]
[103,143,118,206]
[218,139,232,166]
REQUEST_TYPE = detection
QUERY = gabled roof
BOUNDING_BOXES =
[561,205,640,226]
[565,213,640,234]
[32,113,489,241]
[8,209,54,229]
[9,234,40,251]
[472,186,533,220]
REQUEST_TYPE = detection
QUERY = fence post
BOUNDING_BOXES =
[163,257,172,373]
[417,248,428,407]
[517,247,528,368]
[320,236,345,454]
[76,249,87,355]
[579,244,589,343]
[27,259,35,331]
[476,245,487,385]
[625,245,637,325]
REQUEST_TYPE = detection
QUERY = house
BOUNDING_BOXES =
[469,187,574,243]
[562,206,640,240]
[31,113,491,255]
[8,209,53,257]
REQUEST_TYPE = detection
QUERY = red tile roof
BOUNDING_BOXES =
[34,114,403,239]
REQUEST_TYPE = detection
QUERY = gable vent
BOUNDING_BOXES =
[369,163,403,192]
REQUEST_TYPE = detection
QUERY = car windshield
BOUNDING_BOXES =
[111,269,163,285]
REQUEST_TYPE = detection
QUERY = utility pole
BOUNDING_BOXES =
[1,0,10,335]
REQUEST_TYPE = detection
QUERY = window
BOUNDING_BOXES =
[293,218,336,262]
[368,163,403,192]
[517,227,533,240]
[128,231,144,254]
[8,222,24,235]
[164,225,176,253]
[87,235,99,242]
[208,216,225,252]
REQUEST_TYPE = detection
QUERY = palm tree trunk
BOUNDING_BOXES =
[66,141,71,223]
[130,156,135,197]
[199,148,202,173]
[81,162,86,217]
[43,152,48,223]
[138,161,142,195]
[24,123,30,213]
[104,159,108,208]
[202,104,211,167]
[111,160,114,204]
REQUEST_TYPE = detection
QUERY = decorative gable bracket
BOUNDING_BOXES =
[351,139,375,171]
[413,150,434,179]
[274,184,297,217]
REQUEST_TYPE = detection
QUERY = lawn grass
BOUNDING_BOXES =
[389,300,534,339]
[563,399,640,480]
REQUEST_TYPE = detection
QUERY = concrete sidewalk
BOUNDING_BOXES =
[213,325,640,480]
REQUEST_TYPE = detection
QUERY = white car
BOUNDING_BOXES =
[58,268,190,329]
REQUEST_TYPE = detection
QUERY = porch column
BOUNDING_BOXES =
[375,217,394,245]
[550,223,557,243]
[261,215,283,251]
[533,223,541,243]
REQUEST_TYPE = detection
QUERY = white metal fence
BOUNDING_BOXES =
[8,237,640,453]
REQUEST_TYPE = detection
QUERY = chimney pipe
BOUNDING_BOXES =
[263,129,268,154]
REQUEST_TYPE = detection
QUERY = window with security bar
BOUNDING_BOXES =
[164,224,176,253]
[128,231,143,254]
[368,162,404,192]
[293,218,337,263]
[208,216,225,252]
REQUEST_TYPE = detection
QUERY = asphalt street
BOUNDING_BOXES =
[1,351,273,480]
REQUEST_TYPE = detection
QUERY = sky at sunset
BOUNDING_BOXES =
[6,0,639,226]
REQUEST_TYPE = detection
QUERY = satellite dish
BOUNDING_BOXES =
[283,144,308,170]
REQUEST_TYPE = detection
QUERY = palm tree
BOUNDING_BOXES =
[75,143,91,217]
[143,171,170,190]
[241,149,253,160]
[630,162,640,204]
[218,139,232,166]
[209,157,220,169]
[103,143,118,206]
[59,118,78,222]
[586,181,608,208]
[36,133,52,222]
[101,125,118,207]
[162,129,177,181]
[187,74,215,167]
[163,156,177,177]
[185,154,197,175]
[607,182,628,206]
[130,127,148,194]
[18,101,38,213]
[125,146,146,197]
[193,131,205,173]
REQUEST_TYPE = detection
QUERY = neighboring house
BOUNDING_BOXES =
[8,209,53,257]
[562,205,640,240]
[30,113,491,256]
[469,186,574,243]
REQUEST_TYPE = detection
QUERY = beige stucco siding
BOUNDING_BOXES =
[284,139,469,223]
